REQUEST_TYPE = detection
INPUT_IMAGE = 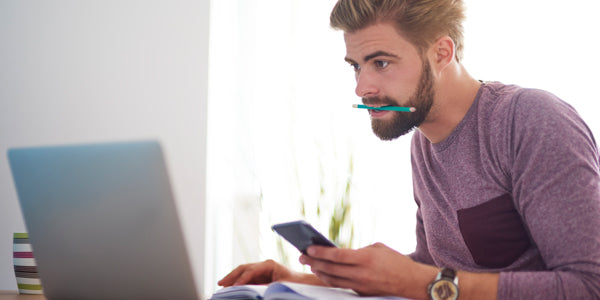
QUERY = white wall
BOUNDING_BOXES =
[0,0,209,296]
[462,0,600,129]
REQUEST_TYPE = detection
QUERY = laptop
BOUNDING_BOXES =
[7,140,201,300]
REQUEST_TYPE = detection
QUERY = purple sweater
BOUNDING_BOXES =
[409,82,600,299]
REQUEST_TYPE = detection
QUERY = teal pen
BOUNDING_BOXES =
[352,104,416,112]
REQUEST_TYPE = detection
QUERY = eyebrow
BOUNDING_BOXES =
[345,50,400,64]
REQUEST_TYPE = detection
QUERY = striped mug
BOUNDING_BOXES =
[13,233,43,295]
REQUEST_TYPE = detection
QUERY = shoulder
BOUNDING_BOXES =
[477,82,586,136]
[483,82,598,169]
[478,82,571,119]
[475,82,598,169]
[511,87,577,124]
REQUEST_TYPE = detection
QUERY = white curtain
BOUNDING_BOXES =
[206,0,600,294]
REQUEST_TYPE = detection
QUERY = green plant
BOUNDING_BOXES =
[327,153,354,248]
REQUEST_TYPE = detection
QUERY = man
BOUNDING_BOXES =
[219,0,600,299]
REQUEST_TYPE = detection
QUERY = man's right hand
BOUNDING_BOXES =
[217,259,325,287]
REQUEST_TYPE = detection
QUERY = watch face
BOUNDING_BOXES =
[430,280,458,300]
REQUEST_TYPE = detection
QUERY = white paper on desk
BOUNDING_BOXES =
[265,282,357,299]
[269,282,410,300]
[210,284,268,299]
[211,281,410,300]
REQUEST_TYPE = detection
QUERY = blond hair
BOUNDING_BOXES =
[330,0,466,62]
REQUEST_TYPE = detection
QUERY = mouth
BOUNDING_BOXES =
[368,108,391,118]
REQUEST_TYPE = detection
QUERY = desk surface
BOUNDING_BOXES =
[0,291,45,300]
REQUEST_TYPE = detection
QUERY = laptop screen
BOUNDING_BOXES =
[8,140,200,299]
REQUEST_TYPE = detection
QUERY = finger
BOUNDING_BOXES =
[307,256,358,279]
[303,250,379,290]
[306,246,359,264]
[218,265,247,286]
[233,269,261,286]
[300,253,338,267]
[301,251,360,283]
[299,254,312,265]
[232,261,278,286]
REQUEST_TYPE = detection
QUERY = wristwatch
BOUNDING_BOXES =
[427,267,459,300]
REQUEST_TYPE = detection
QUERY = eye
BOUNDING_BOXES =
[349,63,361,72]
[374,60,389,69]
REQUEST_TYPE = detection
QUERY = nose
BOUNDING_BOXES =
[354,70,379,98]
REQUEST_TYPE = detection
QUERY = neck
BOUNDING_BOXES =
[417,62,481,144]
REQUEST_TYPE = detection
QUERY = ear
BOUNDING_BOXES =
[428,36,455,73]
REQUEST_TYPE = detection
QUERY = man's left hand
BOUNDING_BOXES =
[299,242,437,298]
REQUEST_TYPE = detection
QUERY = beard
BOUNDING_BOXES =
[363,60,434,141]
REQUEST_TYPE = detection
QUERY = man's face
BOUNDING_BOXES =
[344,23,434,140]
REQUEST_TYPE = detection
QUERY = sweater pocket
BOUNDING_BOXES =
[457,194,531,268]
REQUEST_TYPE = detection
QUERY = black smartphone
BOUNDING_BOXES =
[272,220,337,254]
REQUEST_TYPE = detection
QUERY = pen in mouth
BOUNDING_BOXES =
[352,104,416,112]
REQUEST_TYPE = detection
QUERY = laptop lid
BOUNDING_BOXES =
[8,140,199,300]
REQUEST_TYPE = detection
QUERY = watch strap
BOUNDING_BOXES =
[440,267,457,282]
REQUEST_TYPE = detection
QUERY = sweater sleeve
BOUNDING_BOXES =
[408,202,435,265]
[497,89,600,299]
